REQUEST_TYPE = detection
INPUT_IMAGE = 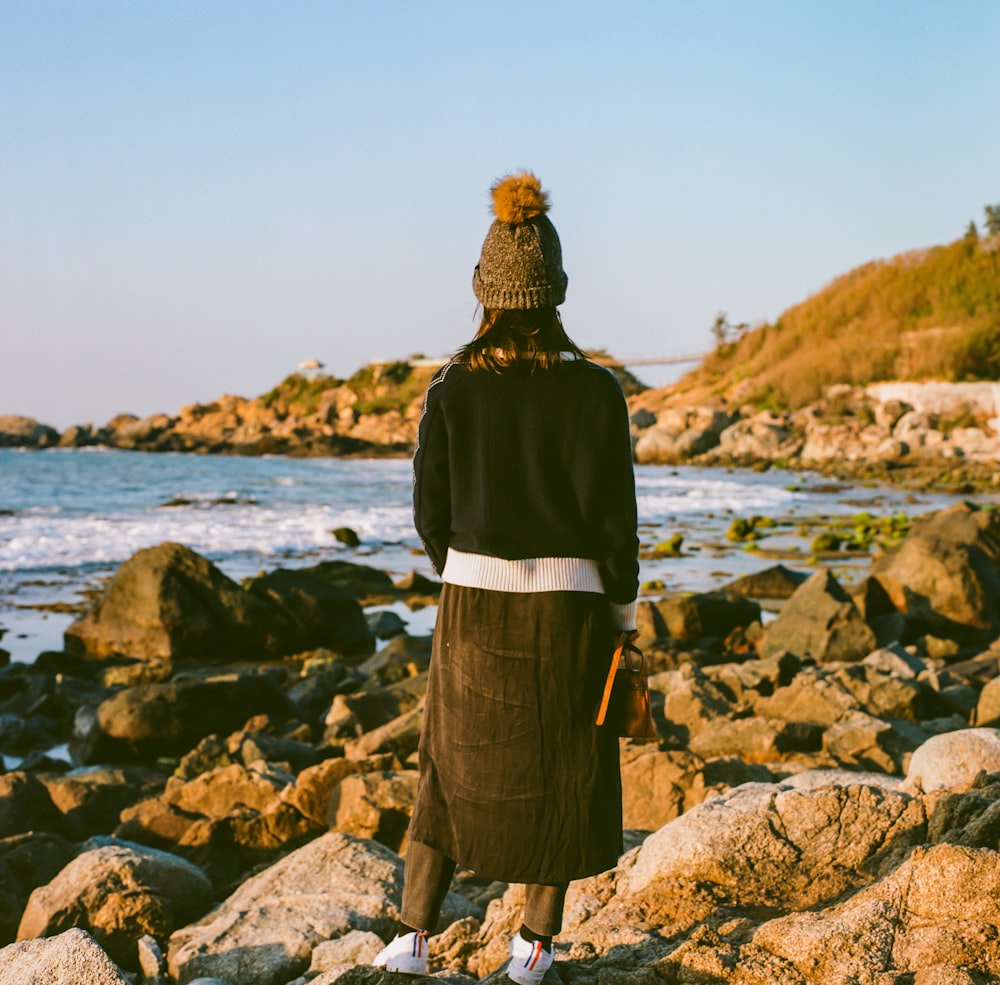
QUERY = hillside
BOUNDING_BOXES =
[666,233,1000,412]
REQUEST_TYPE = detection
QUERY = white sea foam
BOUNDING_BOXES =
[634,470,803,517]
[0,502,418,573]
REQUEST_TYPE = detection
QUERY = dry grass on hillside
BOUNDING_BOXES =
[676,235,1000,410]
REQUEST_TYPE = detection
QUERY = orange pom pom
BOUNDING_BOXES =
[490,171,550,224]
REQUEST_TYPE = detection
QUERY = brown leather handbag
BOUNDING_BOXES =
[595,630,659,739]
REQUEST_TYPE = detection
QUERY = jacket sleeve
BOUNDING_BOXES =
[412,366,453,575]
[597,376,640,628]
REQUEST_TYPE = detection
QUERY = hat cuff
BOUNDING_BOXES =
[473,272,566,310]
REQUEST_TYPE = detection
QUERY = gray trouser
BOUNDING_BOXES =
[401,839,569,937]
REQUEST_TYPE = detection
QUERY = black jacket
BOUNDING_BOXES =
[412,357,639,605]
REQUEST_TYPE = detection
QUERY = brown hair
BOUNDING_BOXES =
[456,308,586,373]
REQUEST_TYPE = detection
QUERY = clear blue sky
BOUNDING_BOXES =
[2,0,998,429]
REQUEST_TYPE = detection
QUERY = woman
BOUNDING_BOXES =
[374,172,639,983]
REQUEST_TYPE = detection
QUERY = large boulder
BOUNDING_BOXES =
[64,543,373,661]
[292,560,399,603]
[873,501,1000,639]
[243,567,374,655]
[17,840,213,969]
[167,831,478,985]
[0,927,131,985]
[759,570,877,663]
[65,543,274,660]
[628,780,927,912]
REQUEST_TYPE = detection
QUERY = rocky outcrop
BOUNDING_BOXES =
[744,843,1000,984]
[633,407,735,463]
[627,779,926,909]
[56,364,441,456]
[0,416,58,449]
[631,380,1000,475]
[11,359,999,474]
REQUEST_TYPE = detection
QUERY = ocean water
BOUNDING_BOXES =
[0,447,965,664]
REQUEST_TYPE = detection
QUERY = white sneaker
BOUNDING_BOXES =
[372,929,429,975]
[507,934,554,984]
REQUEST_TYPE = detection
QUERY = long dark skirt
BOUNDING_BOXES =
[408,583,623,885]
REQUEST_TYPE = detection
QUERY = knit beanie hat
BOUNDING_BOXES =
[473,172,568,309]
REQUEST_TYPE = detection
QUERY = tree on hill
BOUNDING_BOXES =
[985,204,1000,237]
[710,312,750,348]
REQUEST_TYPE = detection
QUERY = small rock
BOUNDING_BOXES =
[366,610,407,640]
[327,770,419,852]
[137,933,165,977]
[975,676,1000,727]
[392,570,441,594]
[723,564,809,600]
[332,527,361,547]
[0,927,131,985]
[308,929,384,971]
[905,727,1000,793]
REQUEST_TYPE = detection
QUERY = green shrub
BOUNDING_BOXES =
[811,532,842,553]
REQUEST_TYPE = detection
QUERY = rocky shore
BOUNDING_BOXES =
[630,379,1000,489]
[0,362,440,457]
[3,500,1000,982]
[4,365,997,488]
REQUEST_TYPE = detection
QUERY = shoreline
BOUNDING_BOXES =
[0,455,980,669]
[3,371,998,493]
[3,438,1000,494]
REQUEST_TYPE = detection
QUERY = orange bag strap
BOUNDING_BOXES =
[596,630,639,726]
